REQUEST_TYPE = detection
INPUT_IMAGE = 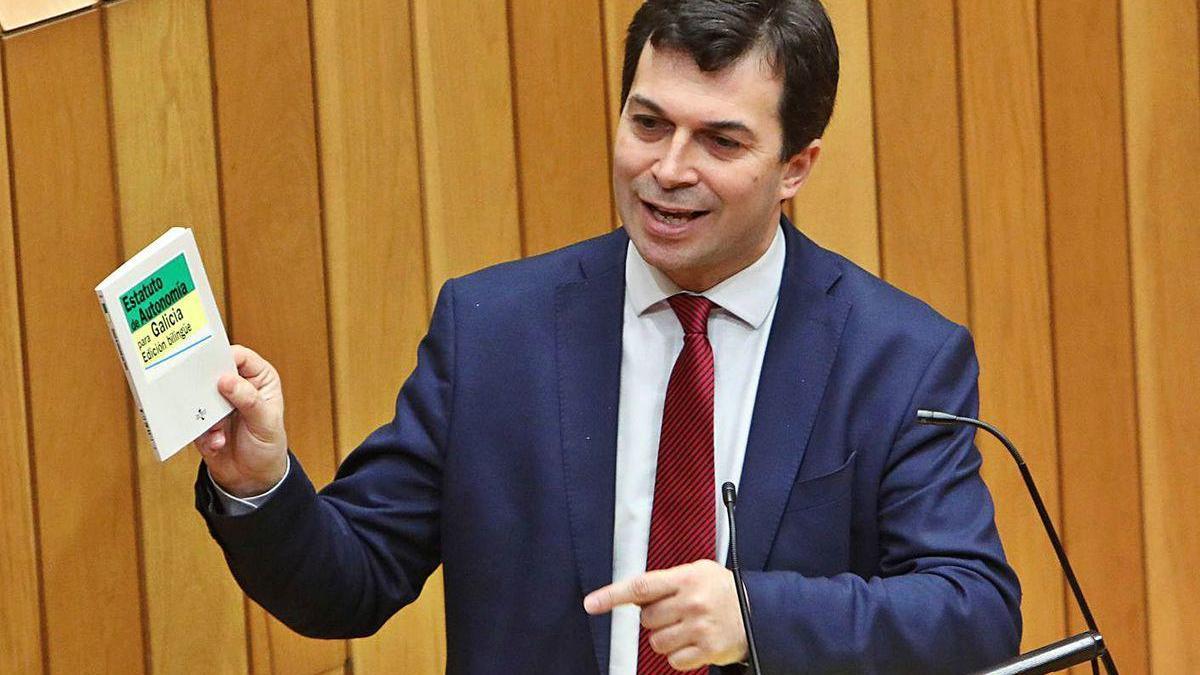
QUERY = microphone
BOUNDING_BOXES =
[915,410,1118,675]
[722,482,762,675]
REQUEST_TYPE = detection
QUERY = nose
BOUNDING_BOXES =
[651,132,699,189]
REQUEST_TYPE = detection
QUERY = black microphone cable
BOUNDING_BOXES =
[916,409,1117,675]
[723,481,762,675]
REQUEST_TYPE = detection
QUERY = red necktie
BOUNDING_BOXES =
[637,294,716,675]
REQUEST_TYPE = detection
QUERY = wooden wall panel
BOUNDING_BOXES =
[1039,2,1149,672]
[602,0,641,143]
[509,0,613,254]
[956,0,1065,651]
[0,41,43,675]
[790,0,879,273]
[601,0,640,231]
[246,608,272,674]
[309,1,445,673]
[411,0,521,295]
[4,1,1200,671]
[104,0,248,672]
[870,0,969,326]
[207,0,344,672]
[2,10,145,674]
[1122,0,1200,670]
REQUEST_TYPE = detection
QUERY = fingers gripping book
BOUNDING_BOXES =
[95,228,235,460]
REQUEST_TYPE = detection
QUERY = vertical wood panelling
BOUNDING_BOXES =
[1122,0,1200,670]
[792,1,878,271]
[956,0,1065,650]
[601,0,641,233]
[602,0,641,143]
[509,0,614,254]
[411,0,521,295]
[103,0,248,672]
[309,1,446,673]
[1039,2,1149,672]
[0,42,43,675]
[870,0,969,326]
[3,11,145,674]
[246,607,272,674]
[790,0,879,273]
[207,0,345,672]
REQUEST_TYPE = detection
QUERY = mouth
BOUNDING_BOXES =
[640,199,711,228]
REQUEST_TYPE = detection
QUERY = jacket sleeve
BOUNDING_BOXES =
[741,326,1022,674]
[194,280,457,638]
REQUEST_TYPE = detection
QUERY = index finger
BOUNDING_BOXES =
[583,568,682,615]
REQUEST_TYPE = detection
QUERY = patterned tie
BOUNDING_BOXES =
[637,294,717,675]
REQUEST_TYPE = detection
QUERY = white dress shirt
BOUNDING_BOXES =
[609,226,784,674]
[209,453,290,514]
[211,225,786,674]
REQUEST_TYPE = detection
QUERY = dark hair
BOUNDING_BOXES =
[620,0,839,160]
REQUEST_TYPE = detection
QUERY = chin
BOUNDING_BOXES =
[631,235,708,283]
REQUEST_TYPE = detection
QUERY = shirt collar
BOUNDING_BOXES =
[624,224,785,329]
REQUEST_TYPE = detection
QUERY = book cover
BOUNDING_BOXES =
[95,228,235,460]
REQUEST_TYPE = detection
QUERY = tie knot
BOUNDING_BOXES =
[668,294,715,335]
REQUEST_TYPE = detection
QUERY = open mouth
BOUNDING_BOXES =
[642,200,710,226]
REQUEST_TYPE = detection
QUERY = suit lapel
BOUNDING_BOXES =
[735,222,850,572]
[556,230,627,674]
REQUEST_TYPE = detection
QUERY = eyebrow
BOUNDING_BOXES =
[628,94,757,138]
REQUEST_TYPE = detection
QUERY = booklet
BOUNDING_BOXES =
[95,228,234,460]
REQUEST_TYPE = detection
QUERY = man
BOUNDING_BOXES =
[195,1,1021,673]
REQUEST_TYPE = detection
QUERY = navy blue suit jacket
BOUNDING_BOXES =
[198,220,1021,674]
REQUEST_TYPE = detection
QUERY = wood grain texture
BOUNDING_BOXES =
[869,0,969,326]
[955,0,1065,651]
[1038,2,1149,672]
[790,0,879,273]
[0,0,94,31]
[509,0,614,254]
[2,10,145,674]
[411,0,522,295]
[601,0,641,142]
[103,0,248,672]
[309,1,446,672]
[207,0,344,671]
[1121,0,1200,670]
[0,39,43,675]
[247,604,272,675]
[601,0,641,231]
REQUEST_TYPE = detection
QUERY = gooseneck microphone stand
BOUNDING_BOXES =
[916,410,1118,675]
[722,482,762,675]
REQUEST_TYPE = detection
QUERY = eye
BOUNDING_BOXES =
[631,115,667,134]
[708,134,742,151]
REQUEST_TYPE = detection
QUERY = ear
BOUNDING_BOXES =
[777,139,822,201]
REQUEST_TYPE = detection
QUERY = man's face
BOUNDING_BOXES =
[613,43,818,291]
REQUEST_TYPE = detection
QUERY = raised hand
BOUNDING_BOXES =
[193,344,289,498]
